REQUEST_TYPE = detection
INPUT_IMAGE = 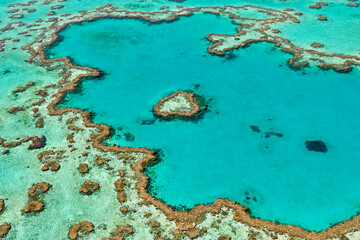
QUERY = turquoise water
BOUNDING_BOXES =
[49,13,360,231]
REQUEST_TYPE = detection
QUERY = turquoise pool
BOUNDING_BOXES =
[49,13,360,231]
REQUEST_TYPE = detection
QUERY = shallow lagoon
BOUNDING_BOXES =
[49,13,360,231]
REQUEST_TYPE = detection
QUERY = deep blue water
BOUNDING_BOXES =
[49,13,360,231]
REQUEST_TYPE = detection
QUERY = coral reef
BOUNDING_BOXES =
[41,161,60,171]
[80,181,99,195]
[68,221,94,240]
[23,200,44,213]
[2,2,360,239]
[28,182,51,198]
[78,163,89,174]
[0,223,11,238]
[28,136,46,150]
[153,90,200,119]
[0,199,4,215]
[311,42,323,48]
[23,182,51,214]
[112,225,134,240]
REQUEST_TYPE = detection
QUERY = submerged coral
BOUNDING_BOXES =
[305,140,328,153]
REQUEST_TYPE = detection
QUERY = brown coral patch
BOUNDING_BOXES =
[311,42,323,48]
[80,181,99,195]
[8,9,19,13]
[309,4,321,9]
[317,2,328,6]
[32,98,45,106]
[68,221,94,240]
[0,199,4,214]
[66,133,74,143]
[318,16,328,21]
[2,150,9,154]
[116,192,127,203]
[0,223,11,238]
[347,3,359,7]
[35,90,47,96]
[7,106,24,114]
[218,235,231,240]
[78,163,89,174]
[41,161,60,171]
[26,81,35,87]
[112,226,134,240]
[149,220,160,228]
[37,150,55,160]
[35,118,44,128]
[28,182,51,198]
[187,227,205,239]
[28,136,46,150]
[114,178,125,192]
[51,5,64,9]
[23,200,44,213]
[1,141,22,148]
[119,207,128,213]
[9,14,23,19]
[12,86,25,93]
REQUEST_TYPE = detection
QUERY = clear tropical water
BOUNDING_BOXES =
[48,12,360,232]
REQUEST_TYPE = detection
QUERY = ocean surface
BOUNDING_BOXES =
[49,10,360,231]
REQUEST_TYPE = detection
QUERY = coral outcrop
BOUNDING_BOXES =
[78,163,89,174]
[153,90,200,119]
[0,223,11,238]
[23,200,44,213]
[112,226,133,240]
[80,181,99,195]
[0,199,4,214]
[28,182,51,198]
[28,136,46,150]
[68,221,94,240]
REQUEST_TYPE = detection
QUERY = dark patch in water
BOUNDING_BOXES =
[305,140,327,153]
[194,84,200,89]
[225,53,236,60]
[249,125,261,133]
[264,131,283,138]
[124,132,135,142]
[168,0,186,2]
[141,119,155,125]
[28,136,46,150]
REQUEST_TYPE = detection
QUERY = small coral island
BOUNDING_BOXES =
[153,90,203,120]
